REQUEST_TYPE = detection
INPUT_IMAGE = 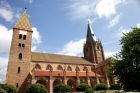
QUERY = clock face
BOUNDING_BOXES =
[19,30,27,35]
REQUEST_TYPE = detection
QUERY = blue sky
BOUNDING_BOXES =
[0,0,140,83]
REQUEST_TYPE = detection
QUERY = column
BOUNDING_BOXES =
[49,70,53,93]
[86,71,90,85]
[76,71,80,86]
[49,78,53,93]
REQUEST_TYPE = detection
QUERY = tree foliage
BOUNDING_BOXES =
[53,83,71,93]
[109,84,122,90]
[105,57,116,77]
[76,83,91,92]
[113,28,140,91]
[0,84,16,93]
[26,83,47,93]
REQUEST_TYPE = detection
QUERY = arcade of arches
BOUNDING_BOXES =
[32,64,106,93]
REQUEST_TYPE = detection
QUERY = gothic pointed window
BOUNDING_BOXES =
[97,45,100,50]
[19,53,22,60]
[19,34,22,39]
[46,64,53,71]
[67,66,72,71]
[23,35,26,40]
[57,65,63,70]
[35,64,41,70]
[75,66,80,71]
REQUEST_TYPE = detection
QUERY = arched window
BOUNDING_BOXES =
[19,34,22,39]
[97,45,100,50]
[83,66,88,71]
[22,44,25,48]
[18,43,21,47]
[23,35,26,40]
[18,67,20,73]
[35,64,41,70]
[19,53,22,60]
[75,66,80,71]
[46,64,53,71]
[67,66,72,71]
[57,65,63,70]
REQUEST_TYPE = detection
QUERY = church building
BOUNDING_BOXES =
[6,10,108,93]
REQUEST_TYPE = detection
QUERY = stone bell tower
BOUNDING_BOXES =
[83,20,105,64]
[6,9,33,93]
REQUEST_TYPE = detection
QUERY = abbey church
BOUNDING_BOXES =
[6,10,110,93]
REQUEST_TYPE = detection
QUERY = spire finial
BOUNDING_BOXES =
[88,18,92,25]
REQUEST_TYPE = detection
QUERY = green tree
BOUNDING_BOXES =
[76,83,91,92]
[53,83,71,93]
[105,57,116,77]
[113,27,140,91]
[0,84,16,93]
[26,83,47,93]
[109,84,122,90]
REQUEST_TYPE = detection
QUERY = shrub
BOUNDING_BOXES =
[95,83,108,90]
[110,84,122,90]
[53,83,71,92]
[0,87,6,93]
[0,84,16,93]
[85,88,94,93]
[26,83,47,93]
[76,83,91,92]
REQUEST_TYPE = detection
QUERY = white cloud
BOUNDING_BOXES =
[67,0,126,20]
[95,0,125,18]
[136,23,140,28]
[0,24,12,53]
[0,57,8,83]
[117,27,130,38]
[0,1,22,22]
[0,1,14,22]
[32,27,42,51]
[105,51,118,58]
[108,14,121,28]
[67,0,98,20]
[57,38,86,56]
[24,0,34,4]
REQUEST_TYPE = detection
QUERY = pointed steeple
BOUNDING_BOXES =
[14,9,32,31]
[86,19,96,41]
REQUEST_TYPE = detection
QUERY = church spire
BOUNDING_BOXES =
[14,9,32,31]
[86,19,96,42]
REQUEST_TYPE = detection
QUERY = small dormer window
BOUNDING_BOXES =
[19,34,22,39]
[23,35,26,40]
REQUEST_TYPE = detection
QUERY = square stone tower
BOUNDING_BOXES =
[6,10,33,93]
